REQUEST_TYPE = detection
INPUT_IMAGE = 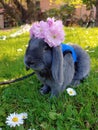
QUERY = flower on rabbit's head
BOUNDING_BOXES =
[30,17,65,47]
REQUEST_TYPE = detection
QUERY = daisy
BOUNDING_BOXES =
[17,48,23,52]
[20,112,28,119]
[66,88,77,96]
[28,129,35,130]
[0,36,6,40]
[6,112,24,127]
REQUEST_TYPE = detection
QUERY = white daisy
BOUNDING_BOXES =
[6,112,24,127]
[0,36,6,40]
[20,112,28,119]
[17,48,23,52]
[66,88,77,96]
[28,129,35,130]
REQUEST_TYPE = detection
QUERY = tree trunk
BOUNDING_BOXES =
[13,0,27,23]
[95,0,98,26]
[26,0,37,22]
[0,0,21,23]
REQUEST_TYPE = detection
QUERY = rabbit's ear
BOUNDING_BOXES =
[51,46,63,85]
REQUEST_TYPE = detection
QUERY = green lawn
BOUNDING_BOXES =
[0,27,98,130]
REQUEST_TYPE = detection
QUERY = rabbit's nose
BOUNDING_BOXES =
[26,61,35,66]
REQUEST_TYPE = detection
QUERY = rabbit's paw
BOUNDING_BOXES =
[40,85,51,95]
[71,79,81,87]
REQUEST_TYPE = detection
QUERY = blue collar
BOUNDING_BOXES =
[61,43,77,62]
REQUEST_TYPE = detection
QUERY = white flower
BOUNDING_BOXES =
[6,112,24,127]
[28,129,35,130]
[10,33,17,38]
[20,112,28,119]
[66,88,77,96]
[2,36,6,40]
[25,44,28,47]
[0,36,6,40]
[17,48,23,52]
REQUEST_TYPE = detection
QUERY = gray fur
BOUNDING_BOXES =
[24,38,90,97]
[51,46,64,86]
[71,44,90,85]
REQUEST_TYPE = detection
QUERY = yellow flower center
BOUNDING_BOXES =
[53,35,56,39]
[12,117,18,122]
[69,91,73,95]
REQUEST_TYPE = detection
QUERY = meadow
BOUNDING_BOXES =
[0,27,98,130]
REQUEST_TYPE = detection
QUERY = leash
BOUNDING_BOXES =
[0,72,35,86]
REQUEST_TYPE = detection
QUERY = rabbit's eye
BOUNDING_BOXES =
[43,46,50,51]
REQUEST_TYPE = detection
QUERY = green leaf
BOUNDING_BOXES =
[0,109,5,116]
[40,122,49,129]
[16,125,25,130]
[49,111,58,120]
[0,122,5,127]
[23,99,31,103]
[49,111,62,120]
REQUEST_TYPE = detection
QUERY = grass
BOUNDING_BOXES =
[0,27,98,130]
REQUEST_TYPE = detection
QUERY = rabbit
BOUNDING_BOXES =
[24,37,90,97]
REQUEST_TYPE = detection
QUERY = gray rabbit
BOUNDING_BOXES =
[24,37,90,97]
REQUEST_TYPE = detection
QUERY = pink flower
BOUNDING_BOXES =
[29,17,65,47]
[30,22,40,38]
[30,21,47,39]
[44,19,65,47]
[47,17,55,27]
[39,21,48,38]
[44,27,64,47]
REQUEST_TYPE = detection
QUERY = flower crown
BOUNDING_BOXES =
[30,17,65,47]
